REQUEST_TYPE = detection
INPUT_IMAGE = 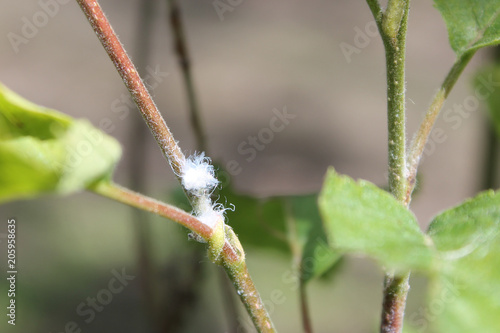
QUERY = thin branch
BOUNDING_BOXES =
[91,181,275,329]
[222,259,277,333]
[91,181,213,240]
[300,280,313,333]
[380,273,410,333]
[377,1,411,332]
[75,0,185,176]
[128,0,158,326]
[406,52,474,204]
[218,268,241,333]
[382,0,410,204]
[366,0,383,27]
[166,0,207,152]
[76,1,276,330]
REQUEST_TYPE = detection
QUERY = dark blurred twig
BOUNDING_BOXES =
[480,46,500,190]
[129,0,157,330]
[481,122,499,190]
[167,0,207,152]
[165,1,240,332]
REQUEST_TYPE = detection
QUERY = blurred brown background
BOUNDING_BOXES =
[0,0,496,332]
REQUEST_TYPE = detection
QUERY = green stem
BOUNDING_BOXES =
[382,0,407,40]
[481,121,499,190]
[366,0,383,28]
[284,201,313,333]
[166,0,207,152]
[406,52,475,204]
[381,0,409,204]
[222,254,277,333]
[368,1,410,332]
[218,268,241,333]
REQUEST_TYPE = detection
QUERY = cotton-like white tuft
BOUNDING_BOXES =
[180,153,230,232]
[181,152,219,194]
[197,208,225,229]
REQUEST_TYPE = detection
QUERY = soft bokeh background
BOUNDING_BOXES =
[0,0,497,332]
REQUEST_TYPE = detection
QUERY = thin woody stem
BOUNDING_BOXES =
[91,181,241,263]
[75,0,185,176]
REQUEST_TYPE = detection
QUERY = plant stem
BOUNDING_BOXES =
[166,0,207,152]
[299,279,313,333]
[282,200,313,333]
[218,268,241,333]
[222,257,277,333]
[382,0,410,204]
[367,0,410,332]
[406,52,475,204]
[129,0,157,327]
[366,0,383,24]
[91,181,213,239]
[380,272,410,333]
[92,181,275,331]
[481,121,499,190]
[77,1,276,330]
[75,0,186,175]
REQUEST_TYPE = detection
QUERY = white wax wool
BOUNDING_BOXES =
[181,153,219,192]
[197,207,225,228]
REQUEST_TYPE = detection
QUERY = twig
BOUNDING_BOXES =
[218,268,241,333]
[166,0,207,152]
[128,0,158,326]
[380,273,410,333]
[367,1,411,332]
[222,259,277,333]
[76,1,277,330]
[92,182,213,239]
[75,0,185,175]
[300,279,313,333]
[406,52,475,204]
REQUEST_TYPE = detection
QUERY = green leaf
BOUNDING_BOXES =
[426,190,500,333]
[286,194,341,283]
[198,166,341,282]
[0,83,121,203]
[318,168,434,272]
[434,0,500,57]
[474,63,500,138]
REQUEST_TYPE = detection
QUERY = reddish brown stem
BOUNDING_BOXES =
[75,0,185,175]
[380,273,410,333]
[300,280,313,333]
[91,181,242,263]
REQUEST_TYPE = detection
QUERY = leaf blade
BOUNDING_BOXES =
[426,190,500,333]
[318,168,434,272]
[0,83,121,203]
[434,0,500,56]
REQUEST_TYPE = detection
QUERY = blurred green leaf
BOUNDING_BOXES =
[318,168,434,272]
[474,63,500,137]
[200,167,341,282]
[434,0,500,57]
[286,194,341,282]
[426,190,500,333]
[0,83,121,203]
